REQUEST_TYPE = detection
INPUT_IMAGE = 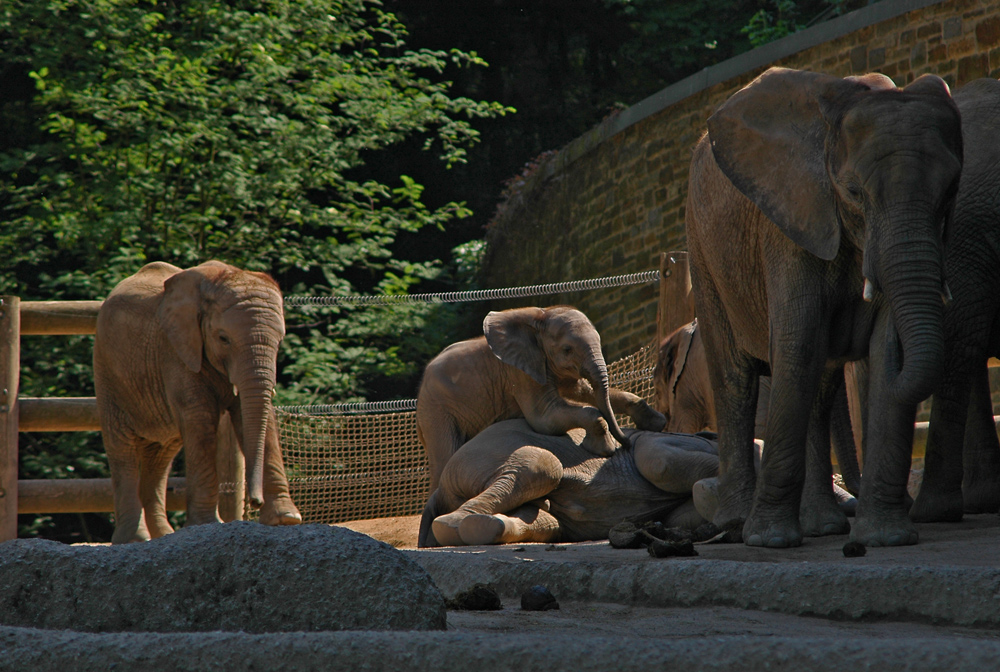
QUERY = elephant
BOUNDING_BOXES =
[685,67,963,548]
[911,78,1000,522]
[415,305,667,501]
[93,261,302,544]
[422,419,719,547]
[654,319,863,510]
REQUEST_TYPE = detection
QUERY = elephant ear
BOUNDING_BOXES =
[665,320,698,407]
[158,268,209,372]
[707,67,875,261]
[483,307,549,385]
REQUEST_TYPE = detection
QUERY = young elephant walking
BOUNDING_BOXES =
[94,261,301,544]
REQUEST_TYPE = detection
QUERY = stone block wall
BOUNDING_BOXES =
[479,0,1000,360]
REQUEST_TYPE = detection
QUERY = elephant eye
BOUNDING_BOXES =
[562,345,573,355]
[846,182,863,199]
[219,333,231,345]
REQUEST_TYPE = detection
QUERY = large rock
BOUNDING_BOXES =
[0,522,446,633]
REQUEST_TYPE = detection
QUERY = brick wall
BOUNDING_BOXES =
[479,0,1000,361]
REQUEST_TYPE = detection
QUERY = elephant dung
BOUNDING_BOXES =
[445,583,503,611]
[0,522,446,633]
[521,585,560,611]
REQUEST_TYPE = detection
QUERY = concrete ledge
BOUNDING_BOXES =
[1,628,1000,672]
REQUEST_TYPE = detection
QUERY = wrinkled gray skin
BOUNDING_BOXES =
[416,306,666,491]
[94,261,301,544]
[911,78,1000,522]
[423,419,719,547]
[654,319,862,520]
[686,68,962,548]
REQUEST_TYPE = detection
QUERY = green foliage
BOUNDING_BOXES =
[0,0,509,538]
[741,0,804,47]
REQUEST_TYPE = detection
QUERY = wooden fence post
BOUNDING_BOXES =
[0,297,19,542]
[656,251,696,345]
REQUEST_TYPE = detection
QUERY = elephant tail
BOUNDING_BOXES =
[417,488,446,548]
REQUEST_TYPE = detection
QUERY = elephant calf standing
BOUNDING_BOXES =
[424,419,720,547]
[94,261,301,544]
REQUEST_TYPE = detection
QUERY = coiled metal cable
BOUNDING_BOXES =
[284,270,659,307]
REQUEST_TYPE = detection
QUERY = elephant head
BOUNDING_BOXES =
[482,305,629,447]
[654,319,715,433]
[157,260,285,510]
[707,68,962,406]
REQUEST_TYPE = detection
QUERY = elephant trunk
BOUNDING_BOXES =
[876,229,946,408]
[584,350,630,449]
[232,343,279,509]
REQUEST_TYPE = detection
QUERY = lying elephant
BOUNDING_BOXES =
[654,319,861,519]
[416,305,666,499]
[420,419,720,547]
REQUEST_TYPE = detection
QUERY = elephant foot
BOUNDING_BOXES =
[909,486,963,523]
[710,478,754,534]
[799,503,850,537]
[459,514,508,545]
[632,403,667,432]
[742,506,803,548]
[431,512,467,547]
[849,509,918,547]
[962,478,1000,514]
[692,477,720,522]
[260,494,303,526]
[581,422,619,457]
[799,479,851,536]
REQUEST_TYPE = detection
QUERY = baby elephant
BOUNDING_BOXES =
[94,261,301,544]
[422,419,720,547]
[416,305,666,496]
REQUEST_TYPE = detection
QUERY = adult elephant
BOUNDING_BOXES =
[94,261,302,544]
[654,319,862,515]
[416,305,666,493]
[686,67,962,548]
[422,419,719,547]
[911,78,1000,522]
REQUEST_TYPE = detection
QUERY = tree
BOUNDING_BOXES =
[0,0,510,540]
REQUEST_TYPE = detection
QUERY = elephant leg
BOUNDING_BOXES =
[518,385,619,457]
[799,369,850,537]
[696,322,760,534]
[181,410,225,527]
[743,322,829,548]
[633,432,719,493]
[459,505,561,545]
[258,407,302,526]
[962,363,1000,513]
[417,413,466,493]
[910,369,971,523]
[106,435,150,545]
[139,440,180,538]
[607,388,667,431]
[431,444,563,547]
[852,312,919,546]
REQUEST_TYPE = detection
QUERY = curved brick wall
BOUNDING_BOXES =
[479,0,1000,360]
